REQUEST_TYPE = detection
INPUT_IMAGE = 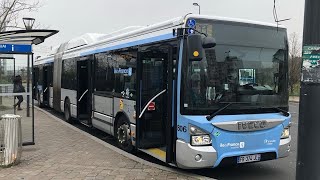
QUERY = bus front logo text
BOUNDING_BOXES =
[220,142,245,149]
[114,67,132,76]
[237,120,267,131]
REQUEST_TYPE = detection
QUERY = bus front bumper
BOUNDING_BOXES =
[176,135,291,169]
[176,139,217,169]
[278,136,291,158]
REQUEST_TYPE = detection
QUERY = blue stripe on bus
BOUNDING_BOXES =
[80,33,175,56]
[37,33,175,64]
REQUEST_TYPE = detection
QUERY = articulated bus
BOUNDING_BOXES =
[34,14,291,169]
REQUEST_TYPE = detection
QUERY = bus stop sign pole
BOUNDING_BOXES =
[296,0,320,179]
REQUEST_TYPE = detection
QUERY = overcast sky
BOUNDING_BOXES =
[26,0,304,57]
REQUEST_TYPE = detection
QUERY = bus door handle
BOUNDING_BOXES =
[78,89,88,102]
[139,89,166,119]
[43,87,48,92]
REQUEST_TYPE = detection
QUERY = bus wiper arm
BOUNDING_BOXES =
[206,103,233,121]
[206,102,251,121]
[257,106,289,117]
[268,107,290,117]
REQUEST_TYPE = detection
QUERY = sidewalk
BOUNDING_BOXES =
[0,108,204,180]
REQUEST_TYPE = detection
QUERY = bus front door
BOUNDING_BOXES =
[136,45,174,163]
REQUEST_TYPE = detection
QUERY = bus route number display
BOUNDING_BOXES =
[302,45,320,83]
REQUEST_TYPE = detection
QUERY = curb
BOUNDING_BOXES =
[34,106,214,180]
[289,100,299,103]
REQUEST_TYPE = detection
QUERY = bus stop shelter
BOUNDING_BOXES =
[0,29,58,145]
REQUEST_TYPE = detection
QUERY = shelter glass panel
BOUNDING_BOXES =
[0,55,33,145]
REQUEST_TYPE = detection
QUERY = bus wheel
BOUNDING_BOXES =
[64,98,72,123]
[116,116,133,152]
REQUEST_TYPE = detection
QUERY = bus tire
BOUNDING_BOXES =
[116,116,134,152]
[64,98,72,123]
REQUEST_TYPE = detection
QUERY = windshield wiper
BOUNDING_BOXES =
[206,102,251,121]
[260,106,290,117]
[275,107,290,117]
[205,103,290,121]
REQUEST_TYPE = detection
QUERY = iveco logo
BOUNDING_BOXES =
[237,120,268,131]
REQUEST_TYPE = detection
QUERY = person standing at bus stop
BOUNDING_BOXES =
[13,75,25,110]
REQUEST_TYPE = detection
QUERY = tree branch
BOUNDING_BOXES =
[0,0,17,31]
[0,0,40,31]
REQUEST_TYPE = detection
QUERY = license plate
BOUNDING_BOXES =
[237,154,261,164]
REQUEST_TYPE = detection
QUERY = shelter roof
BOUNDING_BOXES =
[0,29,58,45]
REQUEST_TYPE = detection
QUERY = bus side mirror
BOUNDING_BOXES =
[202,37,216,49]
[187,34,204,61]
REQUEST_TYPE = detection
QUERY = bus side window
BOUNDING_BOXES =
[61,58,76,90]
[95,53,114,93]
[113,50,137,100]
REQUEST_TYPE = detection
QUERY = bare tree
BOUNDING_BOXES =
[0,0,39,32]
[0,0,40,105]
[289,32,301,58]
[288,32,302,94]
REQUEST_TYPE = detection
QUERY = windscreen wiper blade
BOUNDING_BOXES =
[206,102,251,121]
[258,106,289,117]
[272,107,290,117]
[206,103,233,121]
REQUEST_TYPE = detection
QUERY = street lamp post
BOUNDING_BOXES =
[22,17,35,30]
[296,0,320,179]
[22,17,35,117]
[193,3,200,14]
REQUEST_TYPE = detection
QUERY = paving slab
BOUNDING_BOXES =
[0,107,211,180]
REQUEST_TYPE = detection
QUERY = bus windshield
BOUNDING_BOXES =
[181,19,288,115]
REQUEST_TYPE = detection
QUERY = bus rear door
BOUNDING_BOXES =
[77,56,94,126]
[42,64,53,106]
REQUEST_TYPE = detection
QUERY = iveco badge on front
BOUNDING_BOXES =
[237,120,268,131]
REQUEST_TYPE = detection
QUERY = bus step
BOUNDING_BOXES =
[78,114,90,119]
[79,120,92,127]
[139,139,165,149]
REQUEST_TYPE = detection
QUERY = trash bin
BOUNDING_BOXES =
[0,114,22,167]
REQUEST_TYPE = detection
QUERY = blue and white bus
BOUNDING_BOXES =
[34,14,291,169]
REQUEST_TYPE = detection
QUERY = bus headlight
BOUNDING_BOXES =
[191,135,212,146]
[281,127,290,139]
[189,125,212,146]
[189,124,206,135]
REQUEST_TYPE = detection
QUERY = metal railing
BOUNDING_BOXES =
[0,84,14,93]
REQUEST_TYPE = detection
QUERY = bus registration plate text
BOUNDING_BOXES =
[237,154,261,164]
